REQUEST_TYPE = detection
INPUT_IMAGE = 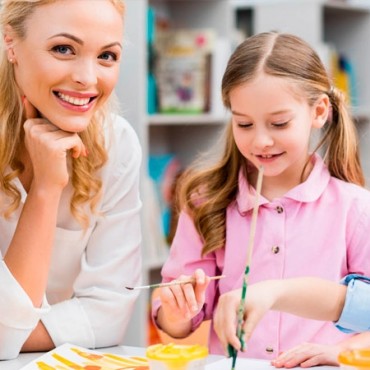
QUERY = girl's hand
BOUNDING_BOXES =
[214,288,243,354]
[158,269,210,327]
[271,343,340,368]
[214,282,278,355]
[23,98,86,190]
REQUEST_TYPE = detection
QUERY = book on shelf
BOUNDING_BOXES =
[154,29,216,114]
[20,343,148,370]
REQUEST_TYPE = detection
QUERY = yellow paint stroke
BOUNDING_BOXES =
[36,362,57,370]
[70,347,148,369]
[51,353,86,370]
[70,348,104,361]
[103,354,148,366]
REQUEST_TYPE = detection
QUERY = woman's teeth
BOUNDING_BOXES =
[58,92,90,106]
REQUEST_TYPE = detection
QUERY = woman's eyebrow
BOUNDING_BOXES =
[48,33,83,44]
[48,33,122,49]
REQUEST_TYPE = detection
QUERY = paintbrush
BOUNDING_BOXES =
[228,166,264,370]
[125,274,225,290]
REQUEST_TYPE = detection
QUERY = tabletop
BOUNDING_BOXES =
[1,345,337,370]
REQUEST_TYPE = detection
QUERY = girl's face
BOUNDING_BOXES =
[9,0,123,132]
[230,73,328,188]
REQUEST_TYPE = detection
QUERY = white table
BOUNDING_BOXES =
[1,345,337,370]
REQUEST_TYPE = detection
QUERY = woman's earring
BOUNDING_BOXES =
[9,58,14,63]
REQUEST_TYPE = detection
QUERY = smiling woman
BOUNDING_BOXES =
[0,0,142,360]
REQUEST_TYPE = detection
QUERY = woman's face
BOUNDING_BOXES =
[10,0,123,132]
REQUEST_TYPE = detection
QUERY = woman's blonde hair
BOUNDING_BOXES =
[0,0,125,227]
[179,31,364,256]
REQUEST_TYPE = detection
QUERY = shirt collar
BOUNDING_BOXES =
[236,153,331,214]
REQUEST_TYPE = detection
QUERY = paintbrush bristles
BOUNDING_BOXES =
[125,274,225,290]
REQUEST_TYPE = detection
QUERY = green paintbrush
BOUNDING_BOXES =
[228,166,264,370]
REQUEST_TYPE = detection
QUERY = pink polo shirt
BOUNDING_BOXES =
[154,154,370,359]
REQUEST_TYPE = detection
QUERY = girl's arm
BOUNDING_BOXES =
[214,277,346,353]
[152,210,219,339]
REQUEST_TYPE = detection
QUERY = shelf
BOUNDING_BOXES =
[148,113,228,126]
[325,0,370,12]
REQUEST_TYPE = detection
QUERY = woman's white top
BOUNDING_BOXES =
[0,114,142,359]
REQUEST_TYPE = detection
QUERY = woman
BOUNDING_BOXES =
[0,0,142,360]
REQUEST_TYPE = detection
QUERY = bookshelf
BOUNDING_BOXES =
[118,0,370,347]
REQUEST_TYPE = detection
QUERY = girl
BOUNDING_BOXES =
[152,32,370,366]
[0,0,141,360]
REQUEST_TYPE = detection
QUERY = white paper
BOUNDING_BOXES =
[206,357,275,369]
[206,357,337,370]
[20,343,149,369]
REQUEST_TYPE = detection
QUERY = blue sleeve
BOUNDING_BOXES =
[334,274,370,333]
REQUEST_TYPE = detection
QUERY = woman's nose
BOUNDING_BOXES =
[71,59,98,86]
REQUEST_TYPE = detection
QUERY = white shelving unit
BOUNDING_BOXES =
[118,0,370,347]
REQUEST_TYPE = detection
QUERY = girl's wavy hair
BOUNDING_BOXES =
[179,31,364,256]
[0,0,125,228]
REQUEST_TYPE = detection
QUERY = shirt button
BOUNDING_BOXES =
[276,206,283,214]
[272,246,280,254]
[266,346,274,354]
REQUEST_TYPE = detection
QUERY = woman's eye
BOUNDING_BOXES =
[51,45,74,55]
[99,51,118,62]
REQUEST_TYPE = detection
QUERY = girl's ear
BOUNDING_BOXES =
[3,25,16,63]
[312,94,330,129]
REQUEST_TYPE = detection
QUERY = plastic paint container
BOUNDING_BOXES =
[338,349,370,369]
[146,343,208,370]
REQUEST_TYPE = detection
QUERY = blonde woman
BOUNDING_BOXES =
[0,0,141,359]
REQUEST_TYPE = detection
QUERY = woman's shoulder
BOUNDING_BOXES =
[107,114,140,143]
[104,113,141,158]
[100,114,142,178]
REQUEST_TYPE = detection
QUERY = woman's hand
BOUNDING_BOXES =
[156,269,210,338]
[23,97,86,190]
[271,343,341,368]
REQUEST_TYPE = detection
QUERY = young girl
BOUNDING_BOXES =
[0,0,141,360]
[152,31,370,366]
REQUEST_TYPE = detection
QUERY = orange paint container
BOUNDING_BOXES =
[338,349,370,369]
